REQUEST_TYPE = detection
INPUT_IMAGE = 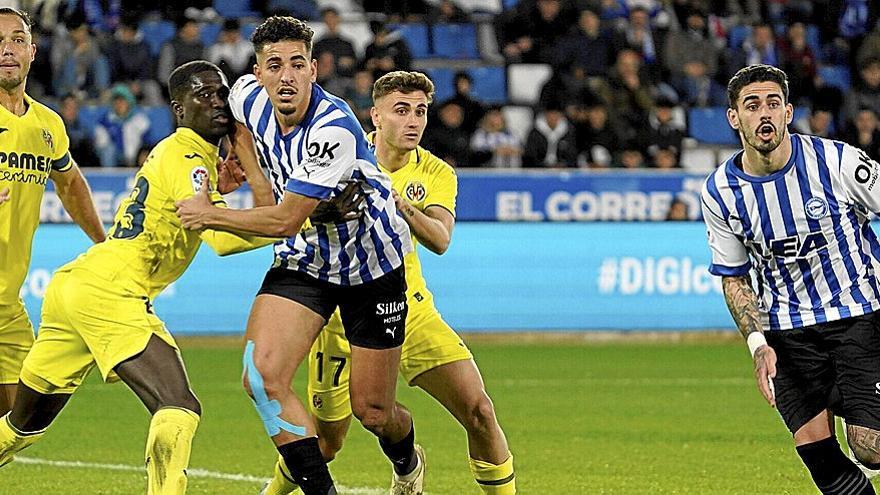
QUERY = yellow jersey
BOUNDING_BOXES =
[379,145,457,307]
[61,127,271,300]
[0,93,73,307]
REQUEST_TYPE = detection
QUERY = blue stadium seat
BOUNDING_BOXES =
[389,24,431,59]
[688,107,739,145]
[201,22,223,46]
[140,20,175,57]
[213,0,259,18]
[432,24,479,59]
[425,68,455,102]
[144,106,175,146]
[78,105,108,132]
[819,65,851,91]
[728,25,750,49]
[806,24,821,57]
[469,67,506,104]
[502,0,518,9]
[241,22,258,42]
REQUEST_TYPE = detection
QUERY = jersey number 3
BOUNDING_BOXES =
[112,176,149,239]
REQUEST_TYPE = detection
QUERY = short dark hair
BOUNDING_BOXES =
[168,60,222,102]
[0,8,31,32]
[727,64,789,109]
[373,71,435,104]
[251,16,314,54]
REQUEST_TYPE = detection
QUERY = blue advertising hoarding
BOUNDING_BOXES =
[22,223,735,333]
[40,170,711,224]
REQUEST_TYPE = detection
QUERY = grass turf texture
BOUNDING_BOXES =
[2,338,856,494]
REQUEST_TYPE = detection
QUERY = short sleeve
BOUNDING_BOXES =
[51,116,73,172]
[425,161,457,217]
[166,154,225,206]
[839,143,880,215]
[229,74,259,124]
[701,190,750,277]
[285,125,355,200]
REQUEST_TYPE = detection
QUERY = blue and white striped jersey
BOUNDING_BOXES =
[229,75,412,285]
[701,133,880,331]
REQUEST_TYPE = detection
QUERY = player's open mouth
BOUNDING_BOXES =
[757,124,775,139]
[278,88,296,99]
[212,114,229,124]
[0,62,18,68]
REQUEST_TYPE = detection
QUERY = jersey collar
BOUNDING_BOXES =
[367,131,421,175]
[0,92,33,119]
[725,133,799,183]
[176,127,220,158]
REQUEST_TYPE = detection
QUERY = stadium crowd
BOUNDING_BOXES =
[12,0,880,169]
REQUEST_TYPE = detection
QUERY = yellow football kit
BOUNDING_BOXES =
[308,144,472,422]
[19,127,272,394]
[0,94,74,384]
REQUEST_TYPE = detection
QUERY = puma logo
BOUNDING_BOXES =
[385,327,395,338]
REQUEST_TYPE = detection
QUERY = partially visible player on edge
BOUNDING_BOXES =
[260,70,516,495]
[0,60,276,494]
[702,64,880,495]
[175,17,418,495]
[0,7,104,417]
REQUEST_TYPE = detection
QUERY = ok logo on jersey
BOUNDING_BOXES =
[748,232,828,260]
[307,141,340,160]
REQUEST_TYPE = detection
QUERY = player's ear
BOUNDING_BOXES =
[727,107,740,130]
[253,62,261,84]
[785,103,794,124]
[171,100,184,122]
[310,58,317,83]
[371,106,380,129]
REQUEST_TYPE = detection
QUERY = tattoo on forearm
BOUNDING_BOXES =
[722,276,762,339]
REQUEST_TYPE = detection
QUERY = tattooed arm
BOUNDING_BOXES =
[722,275,777,407]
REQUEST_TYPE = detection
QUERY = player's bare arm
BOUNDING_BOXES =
[392,189,454,254]
[722,275,776,407]
[49,164,105,243]
[0,186,8,204]
[229,122,275,206]
[176,189,318,237]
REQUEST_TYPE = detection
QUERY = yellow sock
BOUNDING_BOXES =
[262,455,300,495]
[0,413,45,468]
[469,453,516,494]
[145,407,200,495]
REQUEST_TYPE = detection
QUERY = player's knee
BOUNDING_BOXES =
[352,403,393,435]
[463,394,499,436]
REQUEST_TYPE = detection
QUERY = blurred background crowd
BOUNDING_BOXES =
[11,0,880,170]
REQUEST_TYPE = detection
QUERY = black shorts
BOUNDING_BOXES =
[257,266,407,350]
[766,312,880,434]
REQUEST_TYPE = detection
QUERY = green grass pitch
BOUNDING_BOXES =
[2,338,857,494]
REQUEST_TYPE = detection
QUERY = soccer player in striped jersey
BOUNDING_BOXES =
[702,64,880,494]
[261,72,515,495]
[175,17,416,495]
[0,61,275,493]
[0,8,104,417]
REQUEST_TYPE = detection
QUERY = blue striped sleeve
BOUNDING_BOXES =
[709,261,751,277]
[286,178,335,199]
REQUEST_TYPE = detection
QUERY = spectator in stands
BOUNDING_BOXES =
[857,22,880,68]
[778,22,818,105]
[94,84,151,168]
[344,70,374,130]
[136,145,152,168]
[842,107,880,161]
[741,23,779,66]
[264,0,320,19]
[442,72,485,134]
[598,0,627,22]
[362,0,430,20]
[423,101,471,167]
[844,57,880,124]
[666,197,689,220]
[612,6,663,75]
[27,28,53,98]
[523,101,577,168]
[608,49,654,132]
[207,19,253,82]
[313,8,357,77]
[672,60,727,107]
[431,0,469,23]
[707,0,761,27]
[793,106,835,138]
[553,7,612,77]
[59,93,100,167]
[663,7,719,80]
[363,21,412,80]
[316,51,349,96]
[497,0,573,64]
[157,18,205,89]
[105,17,162,106]
[470,106,523,168]
[617,141,646,169]
[652,146,680,169]
[51,14,109,99]
[574,94,622,168]
[646,96,685,159]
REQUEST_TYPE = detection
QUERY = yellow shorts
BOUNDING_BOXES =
[308,299,472,422]
[19,269,178,395]
[0,302,35,384]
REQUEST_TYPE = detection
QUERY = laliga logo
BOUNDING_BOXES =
[805,197,829,220]
[190,166,213,193]
[405,181,426,202]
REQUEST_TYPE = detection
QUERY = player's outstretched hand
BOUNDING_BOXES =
[175,181,212,230]
[0,187,9,205]
[391,189,414,217]
[310,180,366,223]
[753,344,777,408]
[217,151,246,194]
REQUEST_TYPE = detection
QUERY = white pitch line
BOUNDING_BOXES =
[16,456,387,494]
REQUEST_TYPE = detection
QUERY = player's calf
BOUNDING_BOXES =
[797,437,876,494]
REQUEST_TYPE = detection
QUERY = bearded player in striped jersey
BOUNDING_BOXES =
[175,17,418,495]
[702,64,880,494]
